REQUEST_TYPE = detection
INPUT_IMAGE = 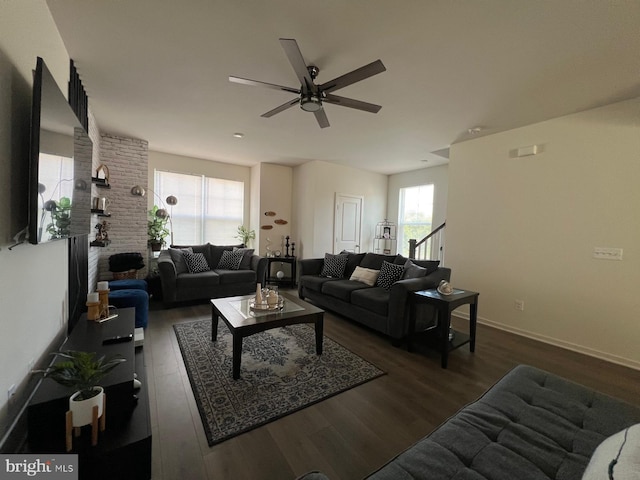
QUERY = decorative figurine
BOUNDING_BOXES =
[285,236,291,257]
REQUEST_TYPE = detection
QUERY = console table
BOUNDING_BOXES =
[27,308,151,479]
[408,289,479,368]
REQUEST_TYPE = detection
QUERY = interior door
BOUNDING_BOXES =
[334,193,363,253]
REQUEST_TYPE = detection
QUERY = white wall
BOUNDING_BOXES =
[292,160,388,259]
[148,150,252,241]
[387,164,449,254]
[446,97,640,369]
[0,1,72,432]
[254,163,293,257]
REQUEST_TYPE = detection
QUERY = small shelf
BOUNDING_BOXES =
[91,209,111,217]
[90,240,111,247]
[92,177,111,189]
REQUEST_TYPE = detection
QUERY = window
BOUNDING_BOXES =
[397,184,434,257]
[154,170,244,245]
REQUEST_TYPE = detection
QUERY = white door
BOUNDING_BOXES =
[334,193,363,253]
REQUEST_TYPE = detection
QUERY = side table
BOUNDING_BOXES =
[408,289,479,368]
[265,256,297,288]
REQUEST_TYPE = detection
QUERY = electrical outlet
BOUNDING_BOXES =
[514,299,525,311]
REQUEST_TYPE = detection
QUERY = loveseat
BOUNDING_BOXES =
[300,364,640,480]
[298,252,451,342]
[157,243,267,304]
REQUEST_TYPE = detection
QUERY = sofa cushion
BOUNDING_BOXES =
[350,266,380,286]
[217,249,244,270]
[360,253,399,270]
[340,251,367,278]
[321,253,349,278]
[300,275,339,293]
[176,271,220,293]
[402,259,427,279]
[234,247,255,270]
[376,261,404,290]
[183,252,211,273]
[209,244,244,268]
[395,255,440,275]
[322,279,372,302]
[168,247,193,274]
[582,423,640,480]
[351,287,390,317]
[214,269,256,285]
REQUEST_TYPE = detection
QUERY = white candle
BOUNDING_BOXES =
[87,292,99,303]
[97,281,109,291]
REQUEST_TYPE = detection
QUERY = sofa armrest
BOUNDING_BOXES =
[298,258,325,296]
[387,267,452,339]
[250,255,268,285]
[157,251,178,303]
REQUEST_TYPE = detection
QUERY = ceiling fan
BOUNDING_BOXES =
[229,38,386,128]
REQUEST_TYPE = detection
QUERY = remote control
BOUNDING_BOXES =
[102,333,133,345]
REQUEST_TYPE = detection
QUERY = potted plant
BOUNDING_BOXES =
[148,205,169,251]
[38,350,126,427]
[235,225,255,247]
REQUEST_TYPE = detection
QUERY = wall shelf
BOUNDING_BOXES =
[92,177,111,189]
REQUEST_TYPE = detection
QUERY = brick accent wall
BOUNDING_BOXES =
[87,109,101,290]
[94,133,149,281]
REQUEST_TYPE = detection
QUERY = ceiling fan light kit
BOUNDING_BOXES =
[230,38,385,128]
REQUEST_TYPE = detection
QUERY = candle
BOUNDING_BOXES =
[97,281,109,291]
[87,292,99,303]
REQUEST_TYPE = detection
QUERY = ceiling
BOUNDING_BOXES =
[46,0,640,175]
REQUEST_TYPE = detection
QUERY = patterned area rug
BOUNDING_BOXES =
[174,319,385,446]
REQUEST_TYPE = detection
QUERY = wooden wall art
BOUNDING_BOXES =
[274,219,288,225]
[261,225,273,230]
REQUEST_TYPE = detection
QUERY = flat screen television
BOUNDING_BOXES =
[28,57,92,244]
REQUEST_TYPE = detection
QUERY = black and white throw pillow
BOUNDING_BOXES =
[320,253,349,278]
[183,252,210,273]
[217,249,244,270]
[376,261,404,289]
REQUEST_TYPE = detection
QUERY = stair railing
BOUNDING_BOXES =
[408,221,446,263]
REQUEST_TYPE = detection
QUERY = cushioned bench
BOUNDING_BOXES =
[107,280,149,328]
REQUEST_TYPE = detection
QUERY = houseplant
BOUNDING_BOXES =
[235,225,255,247]
[148,205,170,251]
[39,350,126,427]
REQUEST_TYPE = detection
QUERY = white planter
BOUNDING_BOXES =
[69,387,104,427]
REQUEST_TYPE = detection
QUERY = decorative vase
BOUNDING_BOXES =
[69,386,104,427]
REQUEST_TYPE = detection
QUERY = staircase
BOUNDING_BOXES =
[408,221,446,263]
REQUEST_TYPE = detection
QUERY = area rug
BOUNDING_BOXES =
[173,319,385,446]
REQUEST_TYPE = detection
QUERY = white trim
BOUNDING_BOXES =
[453,313,640,371]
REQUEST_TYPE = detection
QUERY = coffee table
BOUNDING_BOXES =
[210,292,325,379]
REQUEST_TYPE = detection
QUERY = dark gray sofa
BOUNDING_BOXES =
[298,252,451,341]
[157,243,267,304]
[300,364,640,480]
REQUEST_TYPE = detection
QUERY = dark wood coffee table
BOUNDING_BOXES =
[210,292,324,379]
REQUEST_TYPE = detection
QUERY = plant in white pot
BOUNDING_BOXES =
[39,350,126,428]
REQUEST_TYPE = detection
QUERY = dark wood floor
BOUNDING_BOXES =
[144,293,640,480]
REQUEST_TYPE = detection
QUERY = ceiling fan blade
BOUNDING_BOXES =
[323,94,382,113]
[229,76,300,95]
[320,59,386,93]
[261,98,300,118]
[314,108,330,128]
[279,38,314,91]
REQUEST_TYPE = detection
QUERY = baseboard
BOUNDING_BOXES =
[452,313,640,372]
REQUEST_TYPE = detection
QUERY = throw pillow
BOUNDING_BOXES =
[234,247,255,270]
[168,247,193,274]
[320,253,348,278]
[183,252,210,273]
[349,266,380,286]
[217,249,244,270]
[376,261,404,290]
[402,259,427,279]
[581,423,640,480]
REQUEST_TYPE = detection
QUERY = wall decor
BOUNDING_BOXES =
[264,211,276,216]
[261,225,273,230]
[274,219,288,225]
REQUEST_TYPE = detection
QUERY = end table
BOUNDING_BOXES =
[408,288,479,368]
